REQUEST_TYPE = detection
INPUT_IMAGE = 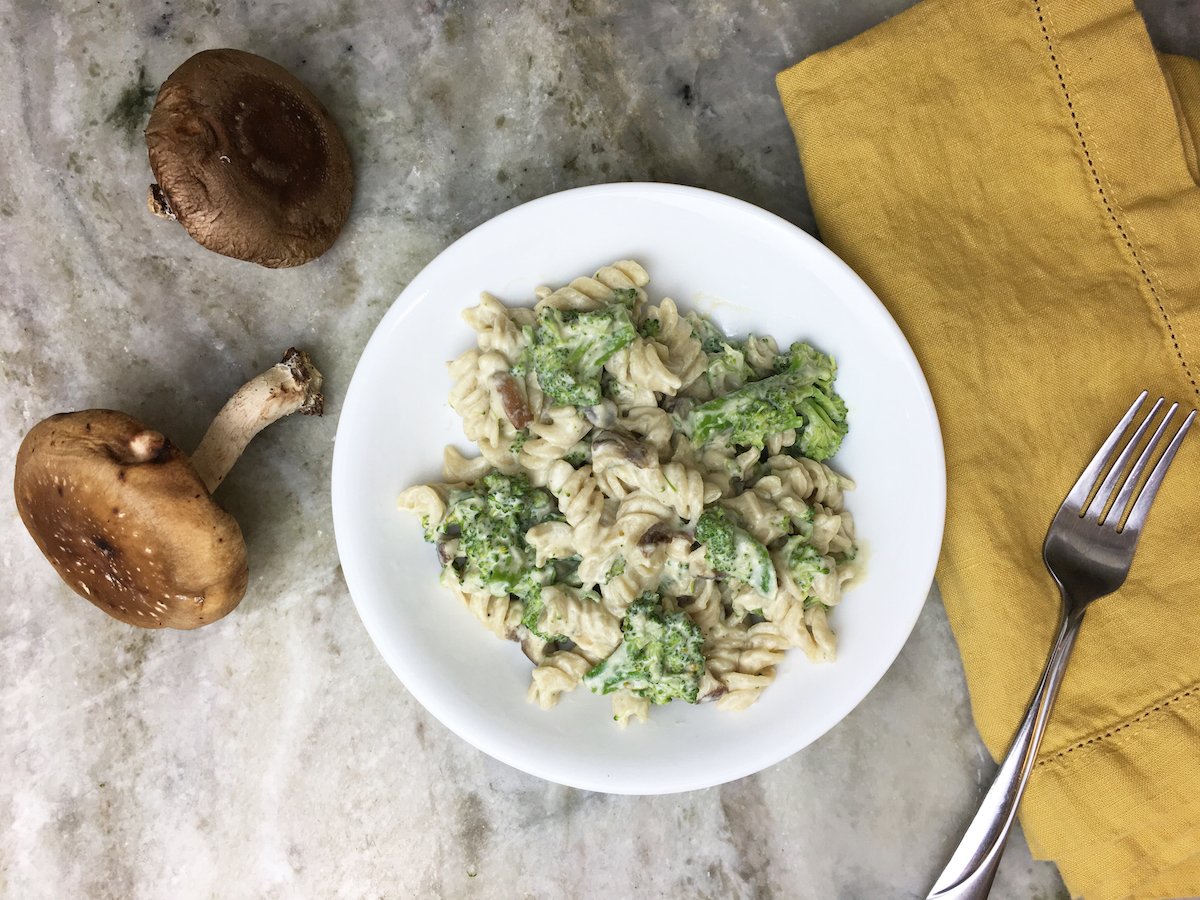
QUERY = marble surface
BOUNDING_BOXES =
[2,1,1196,897]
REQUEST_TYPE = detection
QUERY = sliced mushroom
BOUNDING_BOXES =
[14,349,323,629]
[435,537,460,567]
[582,400,617,429]
[145,49,353,267]
[591,429,653,468]
[637,522,677,549]
[487,371,532,430]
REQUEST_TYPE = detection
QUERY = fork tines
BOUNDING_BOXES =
[1066,391,1195,533]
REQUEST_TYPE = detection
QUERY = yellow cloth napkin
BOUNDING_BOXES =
[777,1,1200,898]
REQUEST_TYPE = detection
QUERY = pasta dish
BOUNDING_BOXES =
[398,260,859,725]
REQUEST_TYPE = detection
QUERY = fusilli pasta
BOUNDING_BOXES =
[400,260,861,723]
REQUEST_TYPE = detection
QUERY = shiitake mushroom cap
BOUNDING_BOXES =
[145,49,353,268]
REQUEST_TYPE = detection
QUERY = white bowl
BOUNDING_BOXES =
[332,183,945,795]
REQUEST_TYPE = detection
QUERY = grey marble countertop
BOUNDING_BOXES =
[2,2,1195,898]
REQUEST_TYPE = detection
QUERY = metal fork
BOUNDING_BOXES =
[927,392,1195,900]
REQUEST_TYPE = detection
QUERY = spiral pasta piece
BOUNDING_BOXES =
[520,406,591,485]
[765,455,854,508]
[697,442,761,498]
[644,298,706,390]
[721,490,792,547]
[542,460,618,584]
[713,622,789,711]
[805,603,837,660]
[524,520,576,566]
[743,335,780,377]
[442,446,492,482]
[538,585,622,664]
[809,505,845,555]
[594,492,687,616]
[592,436,711,522]
[446,349,524,472]
[535,259,650,313]
[447,348,495,440]
[396,484,449,534]
[808,561,843,609]
[441,570,523,639]
[616,406,675,459]
[611,691,651,726]
[545,461,608,548]
[765,429,798,457]
[604,338,681,396]
[682,578,724,638]
[528,650,592,709]
[462,292,527,364]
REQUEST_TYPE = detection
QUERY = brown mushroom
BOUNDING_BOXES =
[145,49,353,268]
[13,349,323,629]
[487,372,532,430]
[591,429,654,468]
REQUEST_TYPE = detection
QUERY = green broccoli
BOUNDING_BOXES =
[562,440,591,468]
[695,506,778,597]
[684,342,848,459]
[440,471,560,598]
[638,317,662,339]
[772,341,834,379]
[612,287,639,309]
[519,586,559,641]
[790,501,816,540]
[781,537,831,599]
[682,312,755,389]
[792,389,849,462]
[685,311,730,354]
[529,305,637,406]
[583,594,705,704]
[705,341,753,392]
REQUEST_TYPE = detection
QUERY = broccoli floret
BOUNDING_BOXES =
[562,440,591,468]
[583,594,705,704]
[530,305,637,406]
[418,515,440,543]
[638,317,661,339]
[441,471,560,598]
[782,537,831,598]
[684,342,847,459]
[772,340,833,378]
[695,507,778,597]
[789,501,816,540]
[680,311,763,393]
[510,325,536,378]
[686,312,731,355]
[519,586,562,641]
[794,390,849,462]
[705,341,753,391]
[612,287,639,309]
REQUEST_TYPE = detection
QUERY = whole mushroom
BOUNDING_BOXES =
[14,349,323,629]
[145,49,353,267]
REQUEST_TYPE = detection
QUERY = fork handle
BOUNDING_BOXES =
[926,606,1084,899]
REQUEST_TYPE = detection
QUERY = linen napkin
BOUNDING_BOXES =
[776,1,1200,897]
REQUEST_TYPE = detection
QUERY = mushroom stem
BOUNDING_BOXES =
[190,348,324,493]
